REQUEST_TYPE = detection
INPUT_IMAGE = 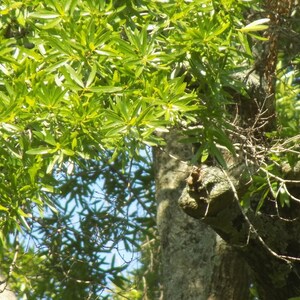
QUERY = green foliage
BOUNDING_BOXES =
[276,61,300,137]
[1,152,156,299]
[0,0,299,298]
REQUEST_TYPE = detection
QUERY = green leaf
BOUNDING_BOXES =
[110,276,126,289]
[65,65,84,88]
[44,133,57,146]
[40,18,62,29]
[239,18,270,33]
[237,31,253,57]
[43,196,58,214]
[29,11,61,19]
[0,204,8,212]
[19,215,31,231]
[85,64,97,88]
[46,155,60,174]
[210,143,227,168]
[255,186,269,213]
[28,163,42,184]
[62,148,75,156]
[26,147,54,155]
[205,22,230,41]
[247,32,269,41]
[88,86,123,93]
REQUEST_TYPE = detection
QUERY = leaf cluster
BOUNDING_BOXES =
[0,0,299,298]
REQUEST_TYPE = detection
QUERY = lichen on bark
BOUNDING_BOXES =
[178,160,300,299]
[154,131,250,299]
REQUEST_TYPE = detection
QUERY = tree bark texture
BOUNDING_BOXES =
[179,162,300,299]
[154,131,250,300]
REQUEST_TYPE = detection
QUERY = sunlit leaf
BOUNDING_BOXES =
[88,86,123,93]
[239,18,270,32]
[85,64,97,88]
[65,65,84,88]
[29,11,61,19]
[26,148,54,155]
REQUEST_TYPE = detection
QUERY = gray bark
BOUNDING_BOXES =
[154,1,300,298]
[154,131,250,300]
[179,162,300,299]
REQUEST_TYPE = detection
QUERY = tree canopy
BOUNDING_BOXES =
[0,0,299,299]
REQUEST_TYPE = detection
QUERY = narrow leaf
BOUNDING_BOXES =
[239,18,270,33]
[65,65,84,88]
[85,64,97,88]
[26,147,54,155]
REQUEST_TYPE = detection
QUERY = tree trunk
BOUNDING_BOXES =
[179,162,300,299]
[153,2,299,298]
[176,1,300,297]
[154,131,250,300]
